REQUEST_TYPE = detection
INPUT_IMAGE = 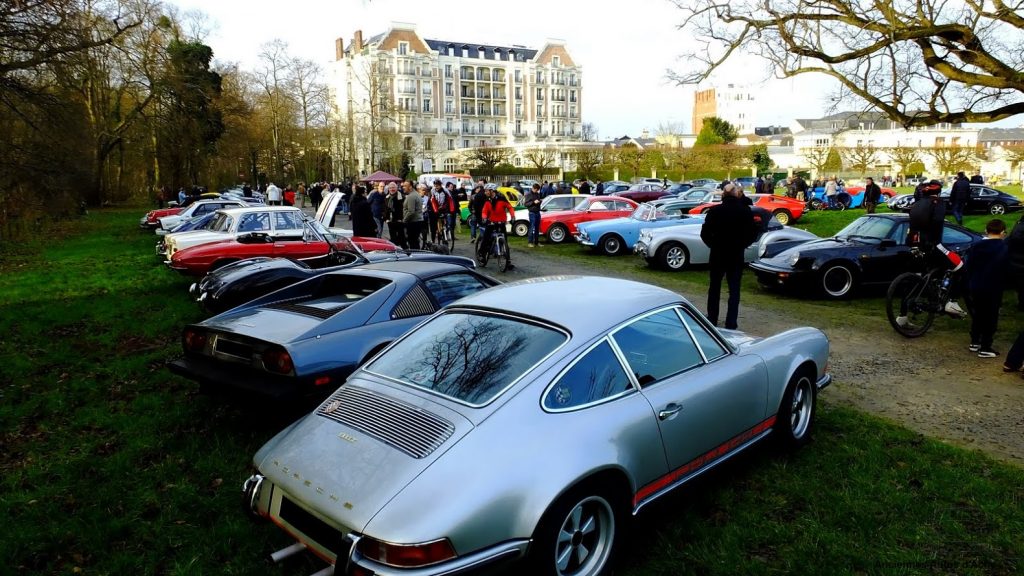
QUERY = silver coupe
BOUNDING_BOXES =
[243,276,831,576]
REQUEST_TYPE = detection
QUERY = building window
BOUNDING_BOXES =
[445,100,454,114]
[446,119,453,131]
[444,158,457,171]
[515,103,522,117]
[513,156,521,167]
[403,136,413,150]
[398,42,408,55]
[553,56,560,67]
[424,137,433,150]
[447,138,455,150]
[463,139,469,148]
[515,120,522,133]
[423,98,431,113]
[536,87,544,100]
[537,103,543,116]
[444,64,452,78]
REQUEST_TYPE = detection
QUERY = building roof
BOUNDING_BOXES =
[978,128,1024,142]
[423,39,538,61]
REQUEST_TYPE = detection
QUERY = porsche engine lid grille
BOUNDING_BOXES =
[265,301,340,319]
[317,386,454,459]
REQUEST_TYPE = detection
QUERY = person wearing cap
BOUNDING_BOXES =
[700,183,756,330]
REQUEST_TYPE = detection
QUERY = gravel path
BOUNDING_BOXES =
[449,236,1024,466]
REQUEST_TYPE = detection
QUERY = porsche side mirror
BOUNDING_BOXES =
[879,239,897,249]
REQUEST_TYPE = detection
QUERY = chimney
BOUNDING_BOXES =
[353,30,363,51]
[335,38,345,60]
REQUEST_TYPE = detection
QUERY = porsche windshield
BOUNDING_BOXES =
[365,312,567,406]
[835,217,895,241]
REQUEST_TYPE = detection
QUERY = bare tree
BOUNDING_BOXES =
[523,148,557,178]
[289,56,328,184]
[886,146,923,178]
[461,146,510,175]
[615,143,648,179]
[671,0,1024,126]
[253,39,297,181]
[580,122,599,143]
[840,144,879,175]
[570,147,603,179]
[802,146,834,177]
[926,146,980,176]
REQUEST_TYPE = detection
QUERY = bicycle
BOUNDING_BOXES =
[434,212,455,252]
[885,248,965,337]
[476,222,512,272]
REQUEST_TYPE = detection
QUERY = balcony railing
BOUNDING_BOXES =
[552,77,566,85]
[514,130,528,137]
[460,72,473,80]
[552,95,566,101]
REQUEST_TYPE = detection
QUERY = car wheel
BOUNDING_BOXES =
[600,235,624,256]
[700,207,711,215]
[530,486,621,576]
[819,262,856,299]
[809,198,824,211]
[513,220,530,237]
[657,242,689,271]
[989,202,1006,215]
[775,369,816,449]
[772,210,791,225]
[547,224,569,244]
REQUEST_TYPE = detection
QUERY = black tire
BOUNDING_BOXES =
[548,224,569,244]
[809,198,824,211]
[836,192,851,209]
[446,226,455,252]
[513,221,530,237]
[772,210,791,225]
[989,202,1007,215]
[476,238,489,267]
[600,234,625,256]
[774,370,817,450]
[498,237,511,273]
[656,242,689,271]
[886,272,936,337]
[819,262,857,299]
[528,484,622,576]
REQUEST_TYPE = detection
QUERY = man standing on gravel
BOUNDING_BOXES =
[700,183,756,330]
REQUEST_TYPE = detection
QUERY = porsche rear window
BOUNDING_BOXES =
[366,312,566,406]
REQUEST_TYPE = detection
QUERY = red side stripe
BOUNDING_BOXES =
[633,415,777,507]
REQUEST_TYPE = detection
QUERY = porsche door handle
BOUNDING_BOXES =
[658,403,683,420]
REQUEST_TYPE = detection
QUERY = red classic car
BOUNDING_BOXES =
[168,220,395,276]
[688,193,806,225]
[140,206,183,229]
[616,183,671,204]
[540,195,639,243]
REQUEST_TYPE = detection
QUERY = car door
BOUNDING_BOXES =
[857,219,914,285]
[613,306,768,482]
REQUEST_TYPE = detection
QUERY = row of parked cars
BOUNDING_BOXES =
[138,187,835,576]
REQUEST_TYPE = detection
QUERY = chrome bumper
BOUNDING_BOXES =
[634,241,650,257]
[816,373,832,391]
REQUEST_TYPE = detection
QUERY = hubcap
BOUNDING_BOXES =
[604,238,620,254]
[790,377,813,438]
[666,247,686,269]
[550,227,565,242]
[554,496,614,576]
[823,267,852,296]
[992,204,1005,215]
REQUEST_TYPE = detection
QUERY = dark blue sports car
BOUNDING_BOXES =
[169,261,499,400]
[750,214,981,299]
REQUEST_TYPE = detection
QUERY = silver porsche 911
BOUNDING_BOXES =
[243,276,831,576]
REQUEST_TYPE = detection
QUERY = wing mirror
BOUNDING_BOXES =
[879,238,897,249]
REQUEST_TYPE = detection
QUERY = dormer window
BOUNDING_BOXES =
[478,46,485,59]
[447,43,455,56]
[462,45,469,58]
[398,42,408,55]
[553,56,560,67]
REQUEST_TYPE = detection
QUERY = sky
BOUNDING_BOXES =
[164,0,830,138]
[164,0,1020,138]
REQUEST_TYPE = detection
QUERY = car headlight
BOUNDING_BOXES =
[578,230,589,240]
[638,231,651,242]
[787,252,801,267]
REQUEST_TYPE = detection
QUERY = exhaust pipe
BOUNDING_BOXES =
[269,542,306,563]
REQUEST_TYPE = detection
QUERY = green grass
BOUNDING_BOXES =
[2,208,1023,575]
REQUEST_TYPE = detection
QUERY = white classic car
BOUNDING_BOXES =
[156,199,247,233]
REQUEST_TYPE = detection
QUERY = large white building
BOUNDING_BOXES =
[331,23,587,177]
[692,84,758,136]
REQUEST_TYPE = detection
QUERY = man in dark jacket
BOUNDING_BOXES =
[524,183,543,247]
[469,185,488,241]
[367,184,387,237]
[1005,215,1024,310]
[595,181,605,196]
[349,186,376,238]
[700,184,756,329]
[950,172,971,226]
[908,180,965,317]
[964,219,1008,357]
[579,180,591,195]
[970,172,985,184]
[863,177,882,214]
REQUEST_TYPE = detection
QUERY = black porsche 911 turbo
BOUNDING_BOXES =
[749,213,982,299]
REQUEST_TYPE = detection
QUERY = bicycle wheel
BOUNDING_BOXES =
[886,272,937,337]
[498,237,511,272]
[446,224,455,251]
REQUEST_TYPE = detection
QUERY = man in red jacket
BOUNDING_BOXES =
[478,188,515,261]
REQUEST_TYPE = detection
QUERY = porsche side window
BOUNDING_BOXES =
[274,211,304,231]
[942,226,972,244]
[612,309,702,387]
[544,340,632,410]
[238,213,270,232]
[678,309,728,361]
[424,274,490,307]
[890,222,909,245]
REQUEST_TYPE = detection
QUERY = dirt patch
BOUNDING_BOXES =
[453,239,1024,466]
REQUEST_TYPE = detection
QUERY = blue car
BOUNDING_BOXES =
[575,200,704,255]
[807,186,857,209]
[169,261,499,401]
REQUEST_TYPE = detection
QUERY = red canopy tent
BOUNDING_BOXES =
[360,170,403,183]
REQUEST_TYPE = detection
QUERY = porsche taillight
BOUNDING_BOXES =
[261,347,294,375]
[356,536,456,568]
[182,328,207,352]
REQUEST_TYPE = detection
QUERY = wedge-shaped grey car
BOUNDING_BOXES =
[243,276,831,576]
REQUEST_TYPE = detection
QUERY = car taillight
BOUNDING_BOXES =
[356,536,456,568]
[261,347,294,375]
[182,328,207,352]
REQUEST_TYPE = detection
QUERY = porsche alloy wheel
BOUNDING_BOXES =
[989,202,1006,215]
[820,263,855,299]
[548,224,569,244]
[534,492,618,576]
[776,371,816,449]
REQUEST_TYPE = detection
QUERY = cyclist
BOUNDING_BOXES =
[905,179,965,319]
[478,187,516,263]
[428,180,456,244]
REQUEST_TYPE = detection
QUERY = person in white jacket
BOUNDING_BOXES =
[266,182,282,205]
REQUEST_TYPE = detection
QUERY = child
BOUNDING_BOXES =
[965,219,1008,358]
